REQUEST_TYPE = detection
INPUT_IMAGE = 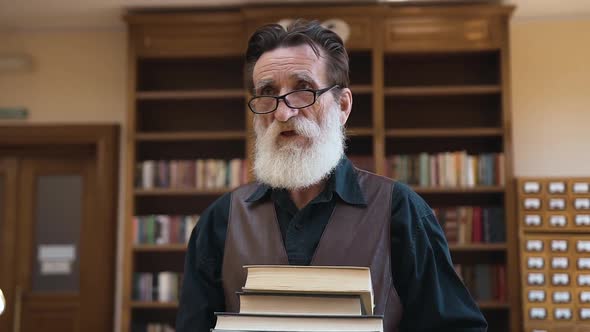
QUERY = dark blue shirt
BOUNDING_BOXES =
[176,157,487,331]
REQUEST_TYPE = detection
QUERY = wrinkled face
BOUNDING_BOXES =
[251,44,352,190]
[252,44,339,148]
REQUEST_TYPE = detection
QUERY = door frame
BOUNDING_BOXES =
[0,124,119,331]
[0,158,18,331]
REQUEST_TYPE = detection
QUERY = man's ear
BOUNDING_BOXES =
[338,87,353,126]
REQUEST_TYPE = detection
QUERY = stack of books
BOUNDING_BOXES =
[213,265,383,332]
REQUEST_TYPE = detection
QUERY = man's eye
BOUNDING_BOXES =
[260,88,274,95]
[297,82,312,90]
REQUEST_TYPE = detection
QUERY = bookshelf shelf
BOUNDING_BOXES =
[135,131,246,141]
[478,301,510,310]
[134,188,230,196]
[383,85,501,96]
[413,186,505,194]
[133,244,187,252]
[350,85,373,94]
[385,128,504,138]
[136,89,245,100]
[347,127,374,136]
[131,301,179,309]
[449,243,507,252]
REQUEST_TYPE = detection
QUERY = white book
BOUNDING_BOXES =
[243,265,374,315]
[460,151,468,187]
[419,153,429,187]
[142,161,155,189]
[184,215,200,243]
[214,313,383,332]
[206,159,217,189]
[216,160,227,189]
[238,293,363,315]
[156,215,170,245]
[158,272,175,302]
[446,152,454,187]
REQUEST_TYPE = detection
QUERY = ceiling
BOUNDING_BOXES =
[0,0,589,30]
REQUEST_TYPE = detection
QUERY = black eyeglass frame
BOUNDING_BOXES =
[248,84,340,114]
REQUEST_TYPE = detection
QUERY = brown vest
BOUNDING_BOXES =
[221,169,403,332]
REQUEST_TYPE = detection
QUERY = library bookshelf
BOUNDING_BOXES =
[123,3,518,332]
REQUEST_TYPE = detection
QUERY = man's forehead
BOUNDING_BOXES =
[252,44,326,84]
[255,72,315,87]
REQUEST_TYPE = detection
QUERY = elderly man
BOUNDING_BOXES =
[176,20,487,332]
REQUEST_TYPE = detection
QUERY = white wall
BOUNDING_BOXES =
[511,17,590,176]
[0,29,126,122]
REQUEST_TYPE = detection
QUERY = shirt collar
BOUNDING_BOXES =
[245,157,367,206]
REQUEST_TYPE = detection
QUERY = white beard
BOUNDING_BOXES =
[253,104,345,190]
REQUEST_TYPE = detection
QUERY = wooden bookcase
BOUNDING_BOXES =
[123,4,518,332]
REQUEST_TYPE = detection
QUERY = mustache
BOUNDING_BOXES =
[266,117,321,138]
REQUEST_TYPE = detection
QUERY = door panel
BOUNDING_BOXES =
[32,175,83,292]
[16,157,103,332]
[20,294,79,332]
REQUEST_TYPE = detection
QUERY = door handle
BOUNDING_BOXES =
[13,286,22,332]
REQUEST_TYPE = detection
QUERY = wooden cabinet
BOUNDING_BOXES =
[518,178,590,331]
[123,3,517,332]
[242,7,376,50]
[129,12,246,57]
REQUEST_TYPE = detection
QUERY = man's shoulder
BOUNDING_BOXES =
[231,182,261,199]
[200,190,233,221]
[353,168,396,193]
[390,181,434,219]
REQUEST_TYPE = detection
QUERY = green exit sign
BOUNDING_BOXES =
[0,107,28,119]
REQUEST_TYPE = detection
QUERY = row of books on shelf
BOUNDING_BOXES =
[133,215,200,245]
[136,159,249,190]
[455,264,507,302]
[433,206,506,244]
[133,272,183,302]
[132,207,505,247]
[135,152,505,192]
[388,152,505,187]
[349,151,505,187]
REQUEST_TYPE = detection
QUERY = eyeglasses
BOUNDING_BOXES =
[248,85,340,114]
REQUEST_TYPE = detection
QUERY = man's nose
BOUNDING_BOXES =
[273,100,298,122]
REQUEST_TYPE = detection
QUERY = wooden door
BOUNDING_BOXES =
[4,156,113,332]
[0,158,18,331]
